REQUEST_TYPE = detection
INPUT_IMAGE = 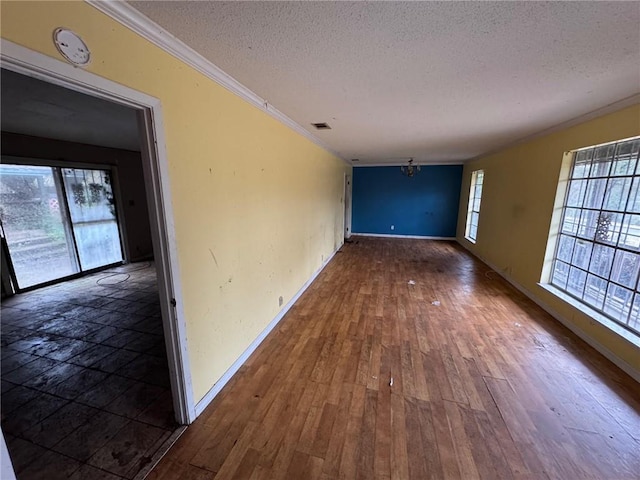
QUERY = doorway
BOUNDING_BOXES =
[1,39,193,478]
[344,173,352,239]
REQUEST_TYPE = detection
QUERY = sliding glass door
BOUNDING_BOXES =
[0,165,78,288]
[62,168,122,271]
[0,163,123,290]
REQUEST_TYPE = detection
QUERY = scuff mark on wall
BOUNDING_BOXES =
[208,248,219,268]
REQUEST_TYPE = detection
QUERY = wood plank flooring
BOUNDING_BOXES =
[148,237,640,480]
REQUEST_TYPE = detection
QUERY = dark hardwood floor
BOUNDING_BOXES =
[148,237,640,480]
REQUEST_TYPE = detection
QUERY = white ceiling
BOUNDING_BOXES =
[1,69,140,151]
[129,1,640,165]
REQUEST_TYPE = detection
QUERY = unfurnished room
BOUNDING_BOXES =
[0,2,639,480]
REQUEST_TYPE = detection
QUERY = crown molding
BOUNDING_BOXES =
[86,0,347,164]
[466,93,640,163]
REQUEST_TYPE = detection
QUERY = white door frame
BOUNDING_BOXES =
[0,39,196,424]
[344,173,352,239]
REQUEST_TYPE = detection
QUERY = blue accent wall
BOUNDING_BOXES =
[352,165,463,237]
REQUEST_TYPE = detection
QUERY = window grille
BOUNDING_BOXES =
[550,137,640,335]
[465,170,484,243]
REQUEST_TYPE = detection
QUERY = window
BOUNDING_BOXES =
[550,136,640,335]
[0,163,123,290]
[465,169,484,242]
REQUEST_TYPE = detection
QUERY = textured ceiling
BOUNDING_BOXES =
[129,1,640,165]
[1,69,140,151]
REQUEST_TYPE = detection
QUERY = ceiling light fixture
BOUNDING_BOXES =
[400,158,420,177]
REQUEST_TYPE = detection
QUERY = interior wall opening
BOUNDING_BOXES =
[0,67,185,479]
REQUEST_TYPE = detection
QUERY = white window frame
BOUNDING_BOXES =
[465,169,484,243]
[547,136,640,337]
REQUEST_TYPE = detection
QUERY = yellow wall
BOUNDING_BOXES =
[457,105,640,373]
[0,1,350,403]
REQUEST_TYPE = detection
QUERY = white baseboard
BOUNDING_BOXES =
[457,241,640,383]
[194,247,340,416]
[351,233,456,240]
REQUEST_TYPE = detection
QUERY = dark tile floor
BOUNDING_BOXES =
[1,263,179,480]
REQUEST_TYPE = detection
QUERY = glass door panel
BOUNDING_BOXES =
[62,168,123,270]
[0,165,79,288]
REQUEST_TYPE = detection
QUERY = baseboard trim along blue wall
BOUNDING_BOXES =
[352,165,463,237]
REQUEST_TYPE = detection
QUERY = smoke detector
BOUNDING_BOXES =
[53,28,91,66]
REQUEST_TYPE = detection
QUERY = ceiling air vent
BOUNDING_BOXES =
[351,159,359,162]
[311,122,331,130]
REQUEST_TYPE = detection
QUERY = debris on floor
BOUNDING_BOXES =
[408,280,416,285]
[514,322,522,327]
[389,377,394,387]
[0,262,178,480]
[431,300,440,306]
[485,270,498,279]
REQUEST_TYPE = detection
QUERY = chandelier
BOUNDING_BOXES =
[400,158,420,177]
